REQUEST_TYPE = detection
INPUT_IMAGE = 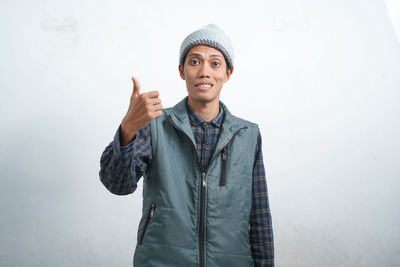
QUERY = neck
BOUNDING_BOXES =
[188,96,220,122]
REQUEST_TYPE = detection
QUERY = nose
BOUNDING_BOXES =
[198,63,211,78]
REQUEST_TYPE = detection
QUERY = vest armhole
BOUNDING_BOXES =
[147,116,159,177]
[251,124,261,174]
[150,118,158,158]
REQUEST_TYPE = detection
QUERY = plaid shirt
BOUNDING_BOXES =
[100,99,274,266]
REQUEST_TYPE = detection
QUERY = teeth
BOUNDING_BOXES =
[197,84,212,88]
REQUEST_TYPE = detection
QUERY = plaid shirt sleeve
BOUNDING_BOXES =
[250,130,275,266]
[99,124,152,195]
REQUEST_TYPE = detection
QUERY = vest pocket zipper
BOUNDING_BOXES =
[139,202,156,245]
[219,146,228,186]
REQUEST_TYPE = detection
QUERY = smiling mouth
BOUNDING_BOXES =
[195,83,214,89]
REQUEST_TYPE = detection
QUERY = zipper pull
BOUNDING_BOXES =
[202,172,207,187]
[150,203,156,217]
[222,147,227,160]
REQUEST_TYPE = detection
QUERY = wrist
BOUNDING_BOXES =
[120,120,138,146]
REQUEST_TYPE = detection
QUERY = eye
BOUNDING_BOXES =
[212,61,220,67]
[190,59,200,65]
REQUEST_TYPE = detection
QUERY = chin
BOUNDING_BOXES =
[189,89,220,102]
[189,94,218,104]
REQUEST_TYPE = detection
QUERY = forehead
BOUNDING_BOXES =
[186,45,224,58]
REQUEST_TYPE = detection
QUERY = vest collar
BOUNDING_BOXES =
[167,96,248,158]
[186,98,224,128]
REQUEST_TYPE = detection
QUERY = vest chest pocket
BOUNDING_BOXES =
[219,146,228,186]
[139,202,156,245]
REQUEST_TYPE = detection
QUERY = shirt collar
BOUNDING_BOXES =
[186,97,224,128]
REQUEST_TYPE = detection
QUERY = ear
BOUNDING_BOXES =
[178,64,185,80]
[223,68,233,83]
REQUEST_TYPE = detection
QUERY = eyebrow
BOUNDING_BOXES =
[188,53,222,58]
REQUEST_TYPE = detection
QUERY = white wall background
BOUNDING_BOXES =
[1,0,399,266]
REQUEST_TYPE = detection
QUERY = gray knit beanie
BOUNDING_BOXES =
[179,24,234,70]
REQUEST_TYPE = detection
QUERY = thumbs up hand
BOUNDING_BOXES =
[120,76,163,145]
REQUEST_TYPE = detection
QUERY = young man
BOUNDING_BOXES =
[99,24,274,267]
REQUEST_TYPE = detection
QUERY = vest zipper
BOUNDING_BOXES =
[200,172,206,267]
[168,115,247,267]
[139,202,156,245]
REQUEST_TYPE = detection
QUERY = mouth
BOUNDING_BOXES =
[195,83,214,90]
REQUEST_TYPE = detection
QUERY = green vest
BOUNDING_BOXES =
[133,97,259,267]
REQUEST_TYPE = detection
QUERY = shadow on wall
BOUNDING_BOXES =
[384,0,400,44]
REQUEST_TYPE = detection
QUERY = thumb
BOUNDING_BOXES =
[131,76,141,98]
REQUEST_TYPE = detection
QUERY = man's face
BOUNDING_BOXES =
[179,45,232,106]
